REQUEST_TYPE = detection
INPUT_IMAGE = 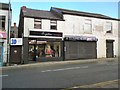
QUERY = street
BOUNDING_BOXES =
[2,59,118,88]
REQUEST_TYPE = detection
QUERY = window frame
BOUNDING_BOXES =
[50,20,57,30]
[106,22,112,33]
[0,16,6,31]
[84,19,92,34]
[34,18,42,29]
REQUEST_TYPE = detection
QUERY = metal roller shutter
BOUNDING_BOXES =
[65,41,97,60]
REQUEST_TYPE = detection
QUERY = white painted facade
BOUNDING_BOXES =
[23,14,118,58]
[0,10,9,31]
[62,14,118,58]
[0,9,9,63]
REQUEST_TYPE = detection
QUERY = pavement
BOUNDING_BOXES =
[1,57,118,70]
[64,80,119,90]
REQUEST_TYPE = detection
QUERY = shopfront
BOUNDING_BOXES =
[22,30,63,63]
[64,35,98,60]
[0,40,3,66]
[28,38,63,62]
[0,32,6,66]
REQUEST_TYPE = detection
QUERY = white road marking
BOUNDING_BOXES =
[81,66,89,68]
[0,75,8,78]
[41,66,88,73]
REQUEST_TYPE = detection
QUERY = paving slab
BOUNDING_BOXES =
[64,80,119,90]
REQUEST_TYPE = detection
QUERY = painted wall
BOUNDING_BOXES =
[0,10,9,32]
[24,17,34,37]
[0,9,10,63]
[24,17,64,36]
[23,15,118,58]
[62,14,118,58]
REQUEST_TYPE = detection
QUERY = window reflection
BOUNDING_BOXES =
[29,40,61,61]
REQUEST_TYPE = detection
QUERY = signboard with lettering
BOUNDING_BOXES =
[64,35,98,41]
[29,31,63,37]
[10,38,23,45]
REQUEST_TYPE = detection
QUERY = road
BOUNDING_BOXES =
[2,59,118,88]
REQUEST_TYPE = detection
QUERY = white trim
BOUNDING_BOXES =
[29,35,63,39]
[29,29,63,33]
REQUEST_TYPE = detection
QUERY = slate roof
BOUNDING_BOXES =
[22,8,63,20]
[21,6,118,21]
[51,7,118,21]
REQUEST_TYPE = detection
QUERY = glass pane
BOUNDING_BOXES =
[29,40,61,61]
[34,19,41,22]
[51,25,57,30]
[51,20,57,23]
[36,42,61,58]
[106,22,112,32]
[0,16,5,30]
[34,24,41,29]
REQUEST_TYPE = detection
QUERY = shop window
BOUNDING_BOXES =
[106,22,112,33]
[34,19,42,29]
[84,19,92,33]
[0,16,5,31]
[28,40,61,60]
[50,20,57,30]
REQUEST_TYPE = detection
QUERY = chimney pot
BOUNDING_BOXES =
[13,22,16,28]
[22,6,26,12]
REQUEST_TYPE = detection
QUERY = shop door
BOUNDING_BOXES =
[65,41,97,60]
[10,46,22,64]
[106,40,114,58]
[0,43,3,66]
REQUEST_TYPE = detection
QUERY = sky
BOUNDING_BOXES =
[6,2,119,26]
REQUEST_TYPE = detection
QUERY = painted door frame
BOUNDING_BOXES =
[106,40,114,58]
[0,42,4,66]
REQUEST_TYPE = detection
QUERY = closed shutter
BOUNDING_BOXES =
[65,41,97,60]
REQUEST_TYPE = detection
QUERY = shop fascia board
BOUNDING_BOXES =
[28,35,63,39]
[29,29,63,33]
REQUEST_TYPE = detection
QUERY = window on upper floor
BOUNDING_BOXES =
[106,22,112,33]
[84,19,92,34]
[34,19,42,29]
[0,16,6,31]
[50,20,57,30]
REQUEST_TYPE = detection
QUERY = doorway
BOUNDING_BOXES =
[106,40,114,58]
[0,42,3,66]
[10,46,22,64]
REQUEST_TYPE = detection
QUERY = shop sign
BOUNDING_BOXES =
[0,32,7,39]
[64,36,98,41]
[10,38,23,45]
[29,31,63,37]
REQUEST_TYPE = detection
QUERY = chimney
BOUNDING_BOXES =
[13,22,16,28]
[22,6,26,12]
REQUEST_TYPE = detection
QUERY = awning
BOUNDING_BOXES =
[64,35,98,41]
[0,32,7,39]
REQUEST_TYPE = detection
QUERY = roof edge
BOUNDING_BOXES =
[52,7,119,21]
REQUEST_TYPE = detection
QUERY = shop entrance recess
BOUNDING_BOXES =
[0,42,3,66]
[106,40,114,58]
